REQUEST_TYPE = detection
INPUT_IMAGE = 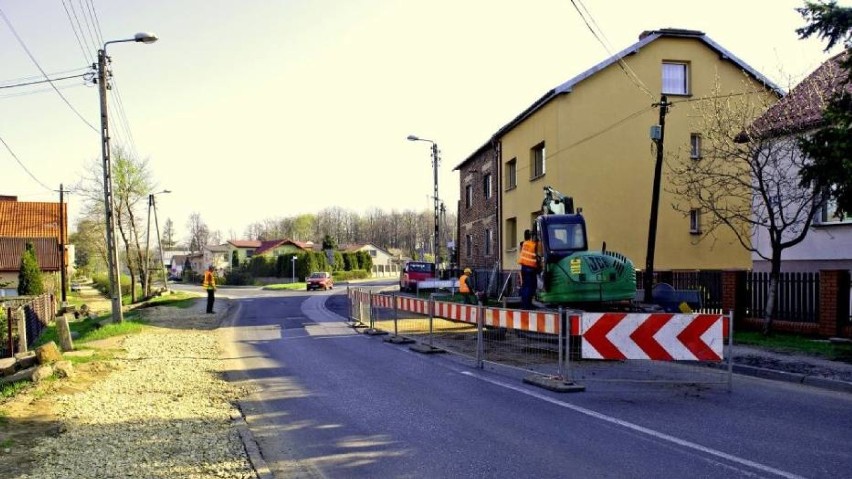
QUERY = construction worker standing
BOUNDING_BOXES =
[459,268,477,305]
[202,265,216,314]
[518,229,539,309]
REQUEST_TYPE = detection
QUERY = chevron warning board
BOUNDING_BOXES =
[580,313,726,361]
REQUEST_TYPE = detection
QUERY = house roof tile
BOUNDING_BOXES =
[0,198,67,242]
[749,50,850,138]
[0,237,61,272]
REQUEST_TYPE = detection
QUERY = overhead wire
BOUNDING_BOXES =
[0,66,90,86]
[61,0,93,65]
[567,0,655,100]
[0,134,53,192]
[0,72,90,90]
[0,6,99,133]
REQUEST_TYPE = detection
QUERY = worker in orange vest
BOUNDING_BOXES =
[459,267,477,305]
[202,265,217,314]
[518,229,539,309]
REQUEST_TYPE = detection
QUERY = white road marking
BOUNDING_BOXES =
[461,371,805,479]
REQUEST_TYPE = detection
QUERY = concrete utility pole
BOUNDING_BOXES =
[58,184,67,306]
[644,95,670,303]
[97,32,158,323]
[407,134,441,276]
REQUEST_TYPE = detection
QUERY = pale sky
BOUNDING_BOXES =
[1,0,847,243]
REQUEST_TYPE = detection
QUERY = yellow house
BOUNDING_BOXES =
[497,28,781,271]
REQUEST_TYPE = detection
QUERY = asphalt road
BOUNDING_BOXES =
[207,283,852,478]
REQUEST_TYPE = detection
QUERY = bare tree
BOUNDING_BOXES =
[186,213,210,253]
[112,147,154,303]
[667,75,833,333]
[161,218,176,248]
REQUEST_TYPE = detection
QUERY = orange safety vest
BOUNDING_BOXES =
[203,270,216,290]
[459,274,471,293]
[518,240,538,268]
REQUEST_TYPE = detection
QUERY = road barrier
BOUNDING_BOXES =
[347,288,733,391]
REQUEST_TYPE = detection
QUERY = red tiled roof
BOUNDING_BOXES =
[254,239,287,256]
[228,240,262,248]
[750,51,850,138]
[0,237,61,272]
[0,198,67,242]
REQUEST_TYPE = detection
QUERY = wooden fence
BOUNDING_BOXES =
[1,293,55,358]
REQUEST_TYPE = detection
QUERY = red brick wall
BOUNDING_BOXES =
[457,145,499,271]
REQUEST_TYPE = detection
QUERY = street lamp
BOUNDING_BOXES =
[407,134,441,275]
[145,189,171,298]
[291,255,297,283]
[98,32,158,323]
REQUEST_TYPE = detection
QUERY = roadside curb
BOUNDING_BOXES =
[230,408,274,479]
[731,363,852,394]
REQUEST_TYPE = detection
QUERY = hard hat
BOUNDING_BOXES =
[464,268,472,274]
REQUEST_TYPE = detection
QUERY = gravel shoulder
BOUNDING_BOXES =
[1,298,259,479]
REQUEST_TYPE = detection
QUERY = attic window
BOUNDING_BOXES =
[662,62,689,95]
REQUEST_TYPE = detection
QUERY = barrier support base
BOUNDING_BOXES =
[363,328,388,336]
[410,344,446,354]
[384,335,415,344]
[523,375,586,393]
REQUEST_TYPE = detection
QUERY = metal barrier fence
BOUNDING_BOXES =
[1,293,55,358]
[348,288,733,392]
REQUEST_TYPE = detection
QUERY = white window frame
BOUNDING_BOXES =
[662,62,689,95]
[485,228,493,256]
[506,158,517,190]
[690,133,702,159]
[465,234,473,258]
[531,142,546,179]
[689,209,701,234]
[465,184,473,208]
[483,173,492,200]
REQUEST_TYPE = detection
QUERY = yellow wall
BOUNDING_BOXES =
[501,36,777,270]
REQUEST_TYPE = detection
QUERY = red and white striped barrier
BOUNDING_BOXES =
[579,313,727,361]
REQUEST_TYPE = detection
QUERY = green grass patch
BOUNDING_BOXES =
[735,331,852,362]
[263,283,307,291]
[0,438,13,448]
[34,312,147,349]
[1,380,31,399]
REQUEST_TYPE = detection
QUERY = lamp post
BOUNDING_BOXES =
[98,32,158,323]
[291,255,297,283]
[145,189,171,298]
[407,134,441,275]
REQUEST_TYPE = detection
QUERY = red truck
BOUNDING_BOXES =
[399,261,436,292]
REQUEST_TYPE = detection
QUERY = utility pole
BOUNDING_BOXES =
[644,95,670,303]
[58,184,67,307]
[98,48,124,323]
[431,142,440,275]
[152,195,168,293]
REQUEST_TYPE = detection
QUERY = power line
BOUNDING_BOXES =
[0,134,53,191]
[84,0,105,46]
[567,0,655,100]
[0,72,90,90]
[0,66,90,86]
[0,82,86,100]
[61,0,93,65]
[0,7,99,133]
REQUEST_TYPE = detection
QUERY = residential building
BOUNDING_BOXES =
[0,196,68,296]
[225,239,312,269]
[455,28,781,272]
[341,243,398,276]
[749,51,852,273]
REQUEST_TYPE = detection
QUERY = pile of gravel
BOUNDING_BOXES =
[19,329,257,479]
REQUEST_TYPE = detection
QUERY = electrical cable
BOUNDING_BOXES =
[0,134,53,191]
[0,72,90,90]
[61,0,93,65]
[0,7,99,133]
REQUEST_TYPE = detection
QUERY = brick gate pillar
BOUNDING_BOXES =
[818,270,851,338]
[722,270,747,327]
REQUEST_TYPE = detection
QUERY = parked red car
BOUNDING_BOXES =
[399,261,436,292]
[306,272,334,291]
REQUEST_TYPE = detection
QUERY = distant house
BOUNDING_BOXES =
[0,196,68,296]
[341,243,398,276]
[749,51,852,272]
[225,239,313,268]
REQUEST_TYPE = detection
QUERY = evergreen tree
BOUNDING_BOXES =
[18,242,45,296]
[796,1,852,217]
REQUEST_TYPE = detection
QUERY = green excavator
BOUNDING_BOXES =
[532,187,637,307]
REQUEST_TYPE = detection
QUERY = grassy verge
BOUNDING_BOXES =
[735,331,852,362]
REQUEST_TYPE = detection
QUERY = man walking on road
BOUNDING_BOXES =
[203,265,216,314]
